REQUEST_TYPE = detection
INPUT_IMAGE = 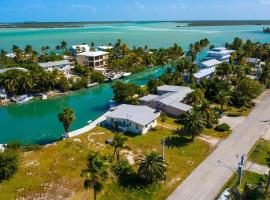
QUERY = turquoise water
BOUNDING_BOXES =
[0,22,270,51]
[0,67,166,144]
[0,22,270,144]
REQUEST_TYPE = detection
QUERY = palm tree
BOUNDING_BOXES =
[198,100,217,128]
[180,109,205,141]
[110,132,129,162]
[58,108,75,137]
[81,151,110,200]
[216,90,232,113]
[186,61,197,83]
[259,63,270,88]
[160,112,167,128]
[173,58,186,76]
[60,41,68,52]
[184,89,205,106]
[137,152,167,184]
[55,45,61,51]
[156,48,168,67]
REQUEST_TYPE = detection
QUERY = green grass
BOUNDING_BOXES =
[203,128,231,139]
[249,139,270,166]
[227,171,265,191]
[0,126,212,200]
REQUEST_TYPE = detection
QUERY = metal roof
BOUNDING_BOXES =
[105,104,160,126]
[139,94,158,102]
[0,67,28,74]
[38,60,70,68]
[200,59,222,68]
[77,51,109,57]
[194,66,216,79]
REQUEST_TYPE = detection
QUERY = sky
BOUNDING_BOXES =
[0,0,270,22]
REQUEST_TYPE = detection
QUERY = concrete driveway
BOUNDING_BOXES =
[167,90,270,200]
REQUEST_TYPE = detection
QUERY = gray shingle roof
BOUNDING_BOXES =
[105,104,160,126]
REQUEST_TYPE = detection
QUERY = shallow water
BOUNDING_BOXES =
[0,21,270,144]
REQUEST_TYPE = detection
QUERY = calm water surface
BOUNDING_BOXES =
[0,22,270,144]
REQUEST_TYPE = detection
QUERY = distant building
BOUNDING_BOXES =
[139,85,193,117]
[98,45,114,51]
[103,104,160,134]
[246,58,264,68]
[38,60,71,75]
[76,51,109,68]
[198,59,222,68]
[207,47,234,62]
[193,67,216,83]
[70,45,90,55]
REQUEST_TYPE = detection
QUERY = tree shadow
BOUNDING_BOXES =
[265,152,270,168]
[165,134,191,149]
[117,172,146,190]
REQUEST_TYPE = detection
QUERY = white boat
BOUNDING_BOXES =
[122,72,132,77]
[41,94,48,100]
[11,95,34,104]
[108,73,122,81]
[87,82,99,88]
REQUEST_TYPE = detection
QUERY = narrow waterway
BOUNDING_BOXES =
[0,67,167,144]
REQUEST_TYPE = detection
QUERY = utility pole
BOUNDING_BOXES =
[162,136,165,160]
[237,154,245,186]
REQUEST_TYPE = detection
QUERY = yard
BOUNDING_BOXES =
[0,125,212,200]
[249,139,270,166]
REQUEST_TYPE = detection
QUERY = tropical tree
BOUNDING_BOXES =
[137,152,167,184]
[216,90,231,113]
[81,151,110,200]
[58,108,75,137]
[198,100,218,128]
[185,89,205,106]
[160,112,167,128]
[60,41,68,52]
[0,150,19,182]
[179,109,205,141]
[110,132,129,162]
[259,63,270,88]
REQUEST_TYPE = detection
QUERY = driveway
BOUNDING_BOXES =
[167,90,270,200]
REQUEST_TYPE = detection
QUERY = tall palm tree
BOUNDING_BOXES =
[173,58,186,76]
[184,89,205,106]
[58,108,75,137]
[81,151,110,200]
[259,63,270,88]
[216,90,232,113]
[156,48,168,67]
[110,132,129,162]
[137,152,167,184]
[60,41,68,52]
[180,109,205,141]
[186,61,197,83]
[198,100,217,128]
[160,112,167,128]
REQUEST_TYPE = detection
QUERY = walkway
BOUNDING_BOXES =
[167,90,270,200]
[68,112,108,137]
[245,161,269,175]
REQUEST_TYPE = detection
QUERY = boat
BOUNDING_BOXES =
[87,82,99,88]
[108,73,122,81]
[41,94,48,100]
[11,95,34,104]
[122,72,132,77]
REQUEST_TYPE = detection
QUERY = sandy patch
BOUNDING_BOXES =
[120,150,135,165]
[219,116,246,130]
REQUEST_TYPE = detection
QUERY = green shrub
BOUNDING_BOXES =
[215,123,231,132]
[7,141,22,150]
[0,150,19,182]
[227,112,242,117]
[24,144,41,151]
[112,160,133,177]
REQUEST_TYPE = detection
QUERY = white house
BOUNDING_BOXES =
[140,85,193,117]
[198,59,222,68]
[193,67,216,83]
[207,47,235,62]
[38,60,71,75]
[76,51,109,69]
[70,45,90,55]
[104,104,160,134]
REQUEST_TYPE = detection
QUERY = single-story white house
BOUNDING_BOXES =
[38,60,71,75]
[140,85,193,117]
[246,58,265,68]
[70,45,90,55]
[103,104,160,134]
[198,59,222,68]
[193,66,216,83]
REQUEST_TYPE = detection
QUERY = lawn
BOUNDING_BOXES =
[0,126,212,200]
[249,139,270,166]
[227,171,266,191]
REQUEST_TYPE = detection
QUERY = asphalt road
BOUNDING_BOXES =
[167,90,270,200]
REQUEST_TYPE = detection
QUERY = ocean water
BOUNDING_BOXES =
[0,22,269,51]
[0,22,270,144]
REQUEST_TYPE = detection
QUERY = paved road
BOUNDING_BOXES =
[167,90,270,200]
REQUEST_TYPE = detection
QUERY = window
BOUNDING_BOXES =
[136,124,139,129]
